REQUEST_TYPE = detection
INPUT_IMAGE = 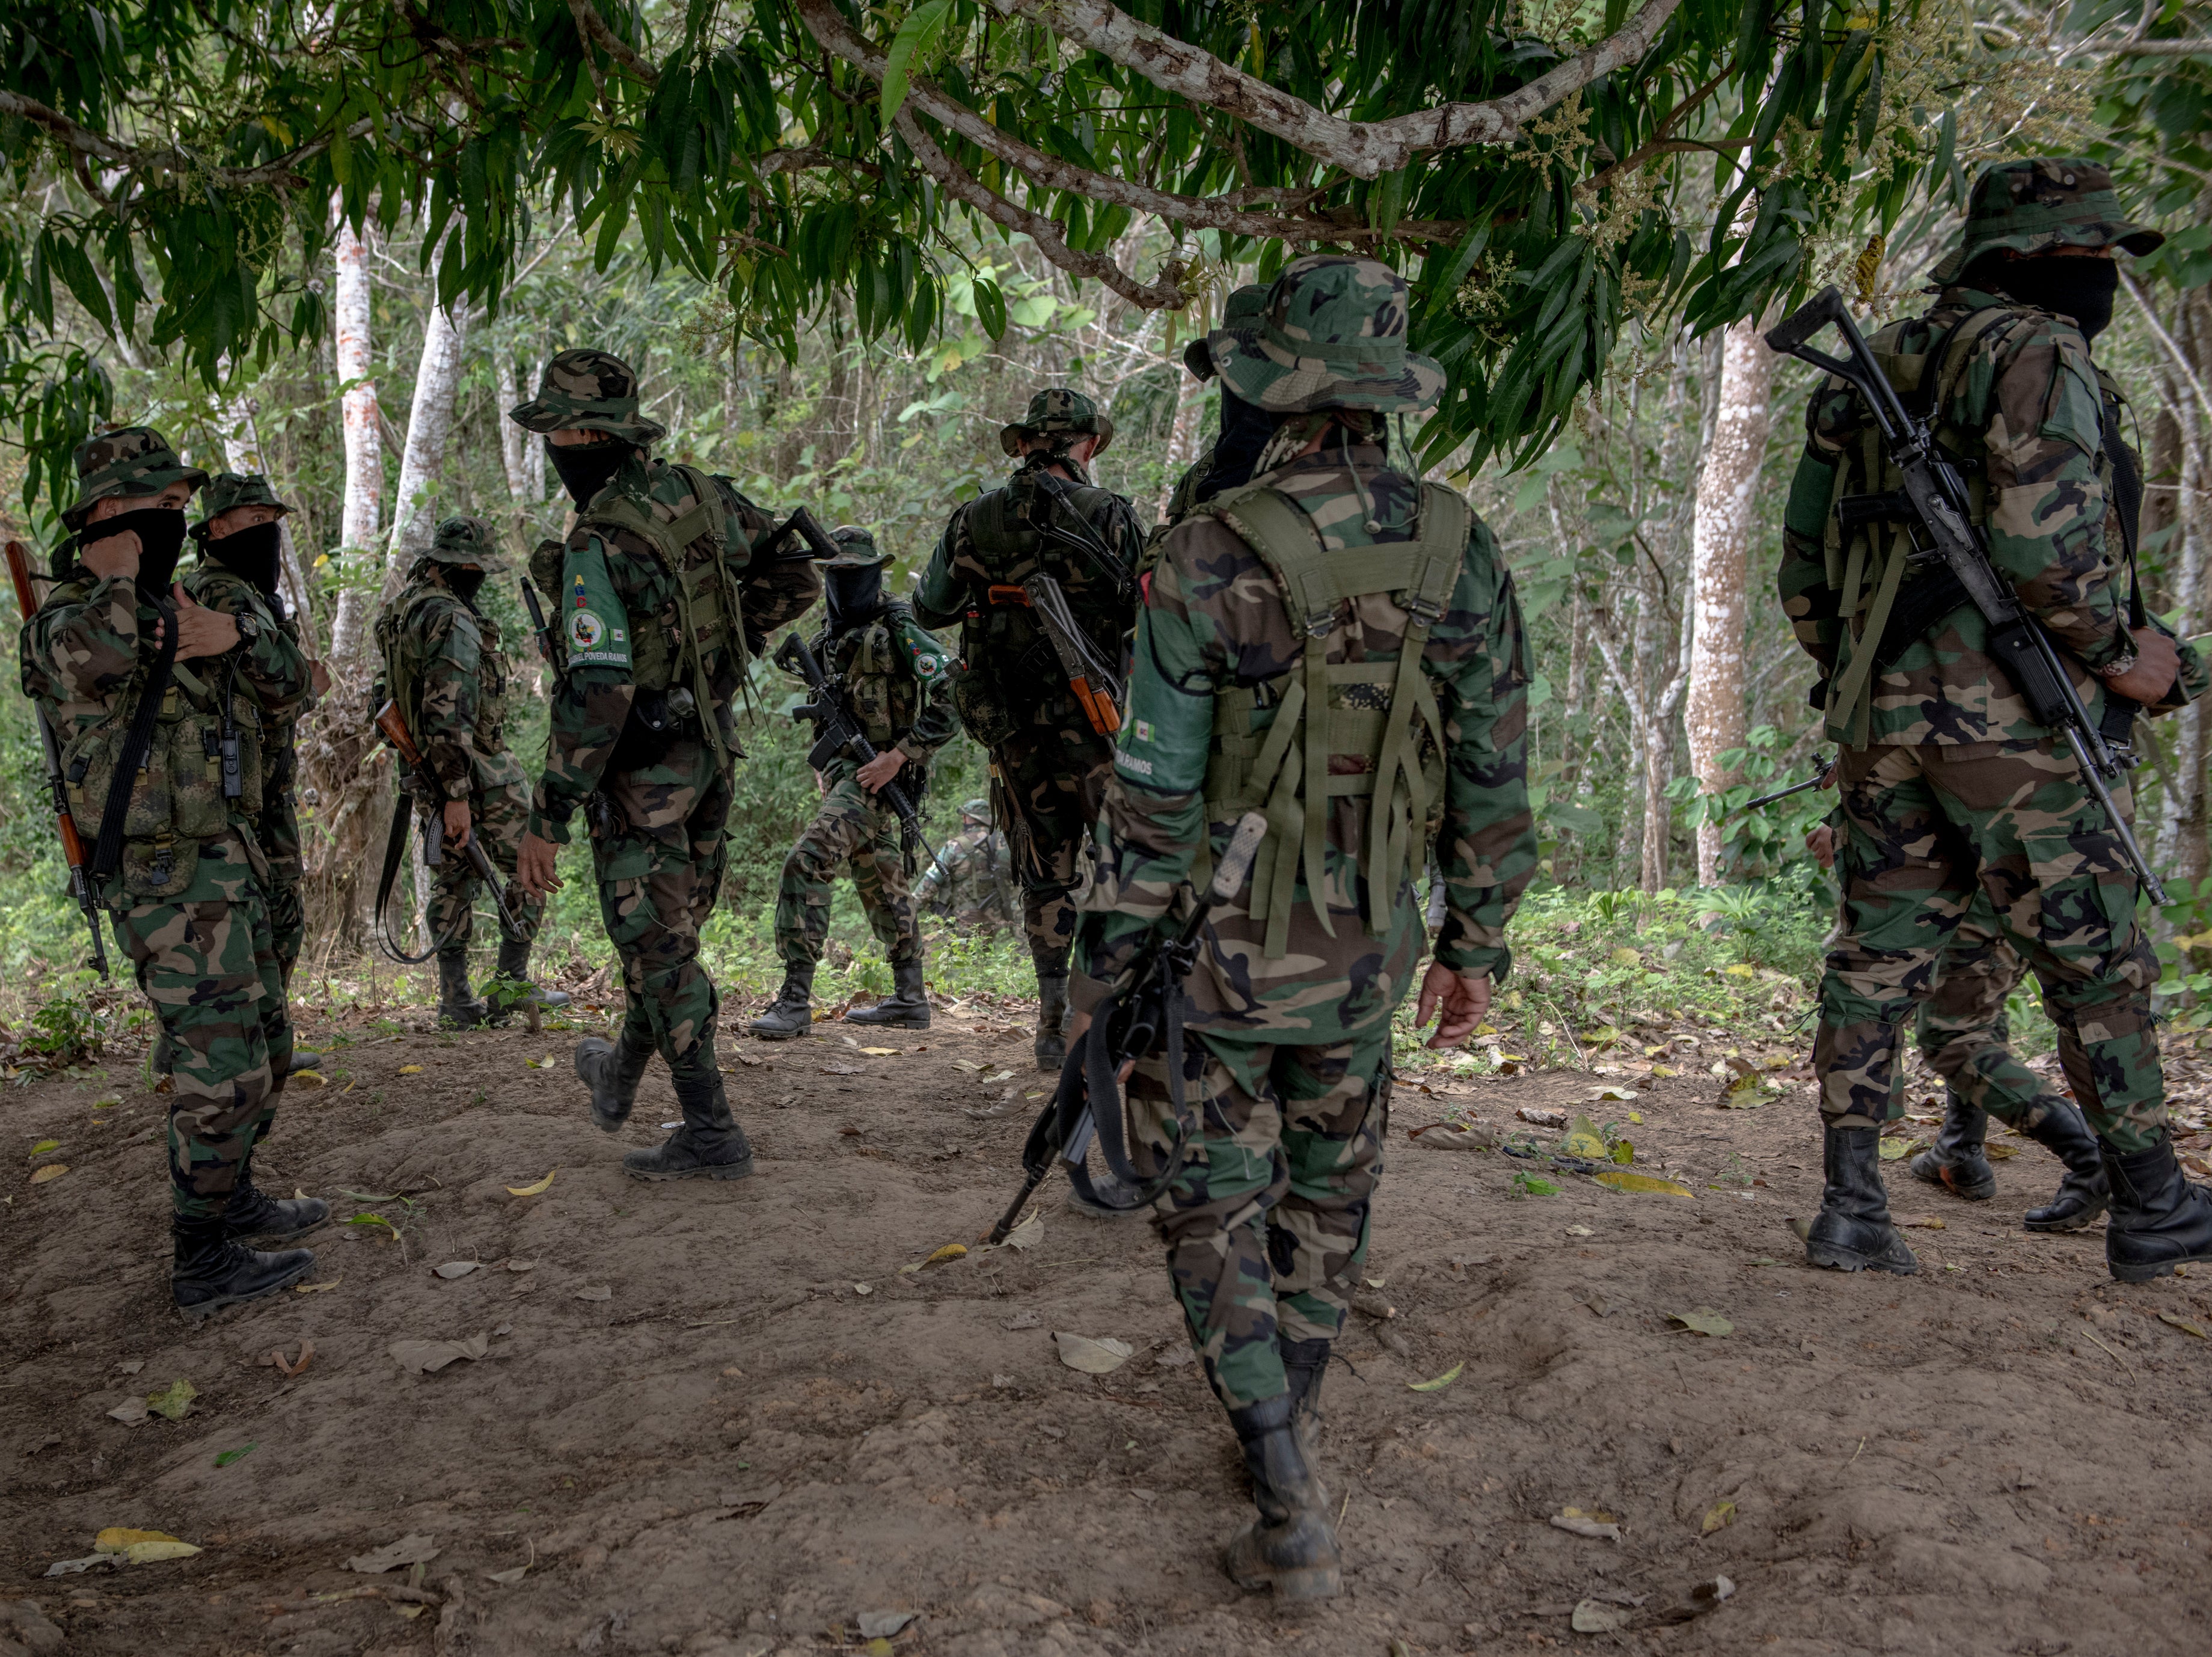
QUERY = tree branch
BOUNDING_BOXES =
[0,90,376,190]
[890,108,1186,310]
[568,0,660,87]
[998,0,1685,179]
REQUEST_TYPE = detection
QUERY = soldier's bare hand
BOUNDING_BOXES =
[309,659,332,697]
[1414,960,1491,1049]
[1805,824,1836,870]
[516,830,562,898]
[81,528,143,582]
[167,583,239,660]
[856,750,905,794]
[443,798,473,850]
[2104,627,2181,704]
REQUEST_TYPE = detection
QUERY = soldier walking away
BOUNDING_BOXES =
[372,515,569,1027]
[1778,158,2212,1282]
[912,388,1144,1069]
[1074,257,1536,1599]
[751,527,956,1037]
[916,797,1016,931]
[23,429,325,1312]
[509,350,821,1177]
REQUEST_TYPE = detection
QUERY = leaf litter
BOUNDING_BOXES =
[1053,1332,1134,1374]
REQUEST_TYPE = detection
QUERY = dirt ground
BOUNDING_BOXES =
[7,985,2212,1657]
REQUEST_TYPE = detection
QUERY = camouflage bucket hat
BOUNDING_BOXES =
[424,514,510,572]
[507,348,667,444]
[960,797,990,821]
[63,426,209,531]
[190,472,292,540]
[1931,158,2166,284]
[1209,256,1445,414]
[1183,284,1271,380]
[998,387,1116,458]
[821,524,889,567]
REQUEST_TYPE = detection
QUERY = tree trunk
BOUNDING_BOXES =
[216,393,320,645]
[494,352,538,556]
[382,297,468,596]
[1687,317,1777,884]
[1156,373,1208,521]
[329,210,382,678]
[2156,290,2212,893]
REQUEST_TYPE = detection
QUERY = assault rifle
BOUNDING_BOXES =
[1765,286,2168,905]
[1028,471,1136,602]
[752,503,842,564]
[774,631,927,872]
[372,700,521,954]
[986,810,1269,1244]
[1736,753,1837,815]
[1009,571,1123,737]
[5,539,109,979]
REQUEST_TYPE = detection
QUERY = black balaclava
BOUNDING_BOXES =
[209,521,285,604]
[1195,389,1277,505]
[444,565,489,605]
[825,562,887,627]
[84,505,189,604]
[1965,253,2120,342]
[545,437,631,506]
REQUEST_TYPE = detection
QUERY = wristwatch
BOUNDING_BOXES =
[2097,646,2137,679]
[234,610,262,642]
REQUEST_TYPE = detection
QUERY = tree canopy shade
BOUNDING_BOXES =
[0,1,2164,514]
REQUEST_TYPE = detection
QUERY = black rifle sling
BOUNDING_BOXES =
[1028,472,1133,596]
[373,794,462,964]
[1061,984,1197,1214]
[90,596,180,880]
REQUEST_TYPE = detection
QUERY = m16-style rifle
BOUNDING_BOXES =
[774,631,927,872]
[371,699,521,960]
[987,810,1269,1243]
[1735,753,1837,814]
[1765,285,2168,904]
[5,538,109,978]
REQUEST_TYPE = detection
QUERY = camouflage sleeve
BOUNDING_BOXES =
[27,574,145,702]
[415,605,481,800]
[910,506,970,630]
[186,571,310,722]
[528,529,639,844]
[1432,519,1536,981]
[893,617,959,763]
[1982,322,2130,669]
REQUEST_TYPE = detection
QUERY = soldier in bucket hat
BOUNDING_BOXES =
[1153,284,1276,541]
[913,390,1145,1068]
[25,429,322,1312]
[1776,158,2210,1284]
[1068,254,1535,1599]
[508,348,820,1180]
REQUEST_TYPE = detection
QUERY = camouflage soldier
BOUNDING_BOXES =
[1778,158,2212,1282]
[1154,284,1275,540]
[750,527,957,1037]
[1073,257,1536,1600]
[22,429,323,1311]
[912,388,1144,1068]
[916,798,1016,930]
[510,350,821,1178]
[372,515,568,1026]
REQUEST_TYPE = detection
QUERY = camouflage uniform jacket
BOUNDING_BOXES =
[185,562,317,879]
[1780,285,2143,746]
[530,455,821,842]
[808,602,958,762]
[911,462,1144,729]
[373,578,525,801]
[919,824,1014,916]
[1074,443,1537,1044]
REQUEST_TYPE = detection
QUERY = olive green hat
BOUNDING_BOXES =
[1183,284,1270,380]
[1931,158,2166,284]
[1208,256,1444,414]
[189,472,292,541]
[422,514,510,572]
[62,426,208,532]
[821,524,889,567]
[507,348,667,445]
[999,387,1115,459]
[960,797,991,822]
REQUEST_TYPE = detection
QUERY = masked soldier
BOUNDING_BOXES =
[916,797,1016,931]
[372,515,568,1026]
[750,527,957,1037]
[22,429,323,1311]
[1074,257,1536,1600]
[912,388,1144,1069]
[1779,158,2212,1282]
[1154,284,1275,541]
[510,350,821,1178]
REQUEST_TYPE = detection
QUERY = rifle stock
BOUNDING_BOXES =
[373,699,522,931]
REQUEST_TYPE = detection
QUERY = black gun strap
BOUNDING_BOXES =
[1064,987,1195,1214]
[1029,473,1134,596]
[2098,393,2148,629]
[90,597,179,880]
[373,795,461,965]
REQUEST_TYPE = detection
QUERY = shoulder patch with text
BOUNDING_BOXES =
[562,538,633,670]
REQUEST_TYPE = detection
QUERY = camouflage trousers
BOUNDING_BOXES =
[1819,740,2163,1151]
[993,723,1113,975]
[426,777,544,950]
[108,835,291,1221]
[1915,895,2083,1135]
[266,874,304,985]
[773,764,922,972]
[591,762,732,1087]
[1126,1028,1389,1410]
[263,787,305,981]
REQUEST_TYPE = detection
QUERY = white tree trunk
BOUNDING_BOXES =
[1687,317,1778,884]
[1155,374,1208,521]
[494,351,538,554]
[334,212,382,553]
[2156,292,2211,892]
[382,297,468,595]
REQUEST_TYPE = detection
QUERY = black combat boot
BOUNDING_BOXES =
[1034,971,1071,1071]
[171,1214,316,1314]
[2020,1101,2109,1233]
[435,948,486,1029]
[1279,1335,1334,1502]
[1222,1392,1342,1602]
[1909,1089,1997,1201]
[1804,1126,1920,1275]
[748,966,815,1040]
[624,1050,755,1181]
[283,1045,327,1077]
[222,1158,330,1241]
[485,938,572,1023]
[574,1025,655,1133]
[846,960,931,1029]
[2103,1134,2212,1282]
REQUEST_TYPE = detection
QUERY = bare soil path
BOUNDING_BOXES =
[5,994,2212,1657]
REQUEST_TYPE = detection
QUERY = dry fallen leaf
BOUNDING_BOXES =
[1409,1361,1465,1392]
[388,1335,491,1374]
[1518,1107,1567,1127]
[1593,1169,1694,1198]
[504,1170,557,1196]
[2157,1311,2208,1339]
[1572,1600,1634,1633]
[1565,1224,1594,1237]
[1898,1216,1947,1230]
[29,1138,60,1155]
[396,1065,423,1075]
[1551,1506,1623,1541]
[1408,1122,1498,1151]
[857,1611,917,1639]
[145,1379,197,1421]
[997,1213,1044,1251]
[29,1163,69,1186]
[574,1284,613,1301]
[856,1047,899,1056]
[1052,1332,1135,1374]
[342,1534,442,1574]
[272,1340,315,1379]
[294,1278,340,1294]
[290,1070,328,1089]
[434,1260,483,1279]
[922,1243,966,1266]
[91,1527,203,1566]
[106,1397,149,1427]
[485,1565,528,1585]
[1668,1308,1734,1338]
[1702,1499,1737,1535]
